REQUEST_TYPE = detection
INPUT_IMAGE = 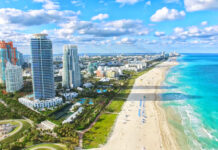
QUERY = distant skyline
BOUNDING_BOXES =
[0,0,218,54]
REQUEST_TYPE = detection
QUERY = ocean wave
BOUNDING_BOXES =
[172,101,218,149]
[163,55,218,149]
[166,75,179,84]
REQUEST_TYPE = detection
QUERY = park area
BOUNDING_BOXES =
[0,119,31,144]
[26,143,67,150]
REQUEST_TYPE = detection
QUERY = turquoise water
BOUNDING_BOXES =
[80,98,93,104]
[96,89,107,93]
[162,54,218,150]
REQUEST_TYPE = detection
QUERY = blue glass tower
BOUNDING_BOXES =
[31,34,55,99]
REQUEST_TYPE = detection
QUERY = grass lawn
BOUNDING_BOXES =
[83,113,118,149]
[0,120,31,144]
[105,99,125,113]
[26,143,67,150]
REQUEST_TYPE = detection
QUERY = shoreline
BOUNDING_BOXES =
[155,58,181,150]
[160,57,190,150]
[91,58,180,150]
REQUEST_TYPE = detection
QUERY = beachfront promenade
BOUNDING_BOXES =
[92,58,179,150]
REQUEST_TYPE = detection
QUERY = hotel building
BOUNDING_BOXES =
[62,45,81,89]
[31,34,55,99]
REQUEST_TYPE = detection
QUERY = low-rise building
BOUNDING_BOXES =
[77,87,83,91]
[106,70,117,78]
[83,82,93,88]
[37,120,57,131]
[96,66,122,78]
[96,70,105,77]
[62,92,78,100]
[121,61,147,72]
[100,77,110,82]
[18,95,63,109]
[62,107,83,124]
[70,102,81,111]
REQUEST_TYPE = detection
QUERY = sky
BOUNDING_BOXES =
[0,0,218,54]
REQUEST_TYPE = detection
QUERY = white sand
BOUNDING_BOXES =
[91,58,179,150]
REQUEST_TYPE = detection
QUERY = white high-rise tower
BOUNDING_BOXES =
[62,45,81,89]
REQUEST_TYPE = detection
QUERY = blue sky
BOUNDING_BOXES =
[0,0,218,54]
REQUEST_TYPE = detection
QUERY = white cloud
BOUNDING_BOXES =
[184,0,218,12]
[201,21,208,26]
[104,19,149,35]
[117,37,137,44]
[33,0,59,10]
[154,31,165,37]
[138,29,149,35]
[164,0,180,3]
[168,25,218,45]
[145,1,151,6]
[56,19,149,38]
[0,8,80,26]
[33,0,45,2]
[0,2,153,53]
[91,13,109,21]
[44,1,59,9]
[190,40,200,44]
[150,7,185,22]
[105,19,139,28]
[146,40,157,44]
[115,0,141,5]
[174,27,184,33]
[71,0,85,8]
[188,26,200,34]
[0,7,79,54]
[205,25,218,33]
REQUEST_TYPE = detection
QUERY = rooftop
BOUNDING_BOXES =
[33,33,48,39]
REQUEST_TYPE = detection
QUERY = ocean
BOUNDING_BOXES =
[161,54,218,150]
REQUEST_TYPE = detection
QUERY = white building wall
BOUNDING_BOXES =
[18,97,63,109]
[62,45,81,89]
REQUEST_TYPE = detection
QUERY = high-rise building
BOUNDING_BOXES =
[31,34,55,99]
[17,51,24,67]
[5,62,23,93]
[62,45,81,89]
[88,62,96,76]
[0,41,18,84]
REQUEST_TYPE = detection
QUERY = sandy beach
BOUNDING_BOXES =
[91,58,179,150]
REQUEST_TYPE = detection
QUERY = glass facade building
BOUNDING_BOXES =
[17,51,24,66]
[31,34,55,99]
[0,41,19,84]
[5,62,23,93]
[62,45,81,89]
